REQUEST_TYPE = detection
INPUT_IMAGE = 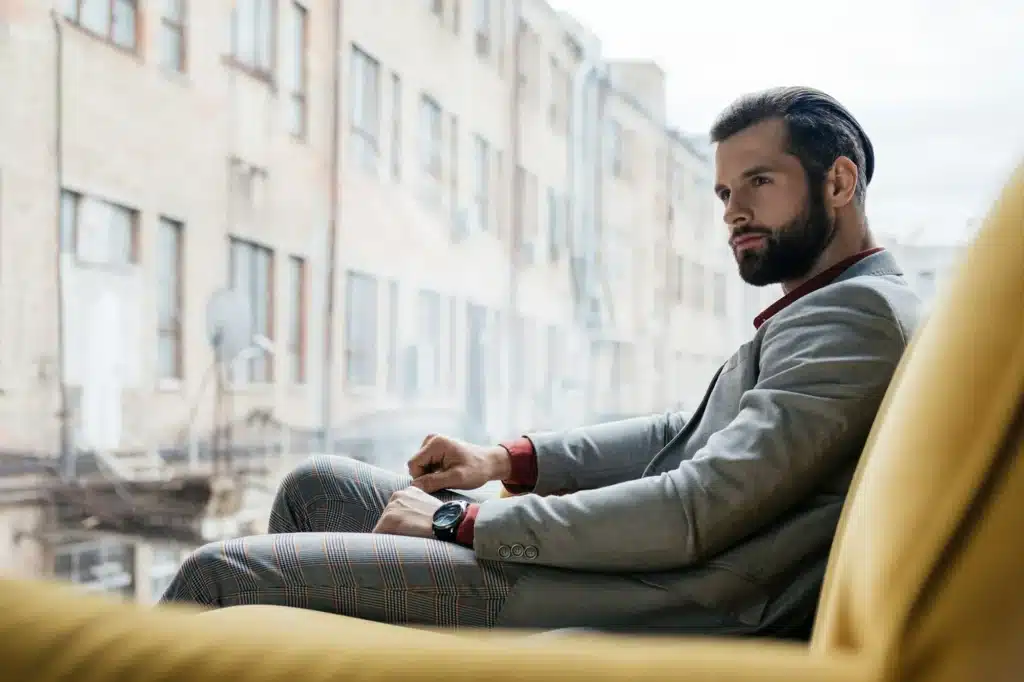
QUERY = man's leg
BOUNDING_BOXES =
[159,456,511,628]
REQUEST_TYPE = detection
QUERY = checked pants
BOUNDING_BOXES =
[159,456,512,628]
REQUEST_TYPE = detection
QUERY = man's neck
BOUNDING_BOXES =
[780,225,876,294]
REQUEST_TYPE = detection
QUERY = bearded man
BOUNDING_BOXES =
[161,87,921,638]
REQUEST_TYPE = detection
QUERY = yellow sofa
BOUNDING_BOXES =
[2,162,1022,682]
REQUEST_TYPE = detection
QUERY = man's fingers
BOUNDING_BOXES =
[410,470,458,494]
[408,446,439,477]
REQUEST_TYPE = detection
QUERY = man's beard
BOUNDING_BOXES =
[733,190,836,287]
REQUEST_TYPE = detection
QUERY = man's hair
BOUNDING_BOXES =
[709,86,875,203]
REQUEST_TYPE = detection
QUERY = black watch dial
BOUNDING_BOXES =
[432,501,469,542]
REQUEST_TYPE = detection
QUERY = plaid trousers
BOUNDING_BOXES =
[159,456,512,628]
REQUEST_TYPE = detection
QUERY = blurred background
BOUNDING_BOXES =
[0,0,1019,602]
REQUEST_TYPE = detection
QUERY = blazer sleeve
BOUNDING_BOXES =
[472,288,909,571]
[524,411,689,495]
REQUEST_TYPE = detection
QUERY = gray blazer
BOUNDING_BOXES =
[476,250,922,631]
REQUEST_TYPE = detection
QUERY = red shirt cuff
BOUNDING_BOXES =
[500,437,538,494]
[455,503,479,548]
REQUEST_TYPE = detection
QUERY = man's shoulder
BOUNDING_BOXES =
[772,272,922,341]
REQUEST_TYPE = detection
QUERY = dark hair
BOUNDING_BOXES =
[709,86,875,203]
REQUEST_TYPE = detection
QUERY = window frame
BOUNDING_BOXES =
[229,0,278,79]
[156,217,185,381]
[61,0,140,53]
[228,237,276,385]
[287,255,308,384]
[158,0,187,73]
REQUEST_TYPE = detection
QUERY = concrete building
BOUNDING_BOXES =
[0,0,746,598]
[881,230,967,311]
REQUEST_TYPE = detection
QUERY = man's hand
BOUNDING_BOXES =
[407,434,511,493]
[372,487,443,538]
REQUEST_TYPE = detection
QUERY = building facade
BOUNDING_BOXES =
[0,0,748,598]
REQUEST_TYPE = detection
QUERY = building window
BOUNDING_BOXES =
[607,119,624,178]
[53,540,136,598]
[386,280,400,394]
[61,0,139,51]
[59,190,139,266]
[448,113,459,211]
[548,56,569,132]
[417,289,442,392]
[344,271,379,388]
[430,0,444,18]
[158,0,186,72]
[157,218,184,381]
[148,546,182,603]
[285,1,308,138]
[473,0,491,57]
[447,296,458,391]
[229,238,274,384]
[287,255,307,383]
[471,134,490,231]
[389,72,403,180]
[231,0,276,76]
[690,262,705,311]
[349,45,381,170]
[419,94,443,200]
[546,186,563,261]
[713,272,727,317]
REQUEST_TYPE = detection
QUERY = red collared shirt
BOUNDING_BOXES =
[453,248,886,549]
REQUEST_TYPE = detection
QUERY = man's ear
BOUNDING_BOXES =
[827,156,859,209]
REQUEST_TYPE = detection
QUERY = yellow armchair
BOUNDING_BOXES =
[2,162,1023,682]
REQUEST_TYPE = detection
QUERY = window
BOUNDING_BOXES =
[430,0,443,18]
[607,119,624,178]
[473,0,490,57]
[471,134,490,231]
[386,280,400,393]
[62,0,139,51]
[389,72,403,180]
[448,113,459,210]
[690,262,705,311]
[231,0,276,75]
[516,166,539,256]
[344,271,379,388]
[157,218,184,381]
[713,272,727,317]
[158,0,186,72]
[546,186,563,261]
[447,296,458,391]
[419,94,443,185]
[59,190,139,266]
[148,546,182,603]
[53,540,136,598]
[417,290,442,392]
[229,238,274,384]
[349,46,381,170]
[548,56,569,131]
[287,256,307,383]
[285,2,308,138]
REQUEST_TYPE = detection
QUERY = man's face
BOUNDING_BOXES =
[713,119,834,286]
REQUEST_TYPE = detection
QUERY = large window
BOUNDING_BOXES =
[473,0,491,57]
[59,189,138,267]
[157,218,184,380]
[417,289,442,392]
[148,546,182,603]
[61,0,139,51]
[419,94,443,201]
[349,46,381,170]
[158,0,186,72]
[53,540,136,599]
[229,238,274,383]
[471,134,490,231]
[344,271,379,388]
[231,0,276,76]
[285,1,308,138]
[287,255,307,383]
[389,72,403,180]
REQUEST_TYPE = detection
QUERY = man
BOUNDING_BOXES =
[162,87,921,635]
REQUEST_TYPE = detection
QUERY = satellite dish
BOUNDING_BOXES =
[206,288,254,363]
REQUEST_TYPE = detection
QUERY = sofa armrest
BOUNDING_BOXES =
[1,579,869,682]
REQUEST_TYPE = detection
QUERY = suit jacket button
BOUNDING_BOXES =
[524,545,538,559]
[510,543,525,557]
[497,545,512,559]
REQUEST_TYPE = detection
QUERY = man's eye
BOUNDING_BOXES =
[717,190,730,202]
[752,176,770,187]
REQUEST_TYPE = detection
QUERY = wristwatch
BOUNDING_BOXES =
[432,500,470,543]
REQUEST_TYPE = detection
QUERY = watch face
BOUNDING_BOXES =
[434,502,464,530]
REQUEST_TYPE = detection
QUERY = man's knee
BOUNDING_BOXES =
[269,455,365,533]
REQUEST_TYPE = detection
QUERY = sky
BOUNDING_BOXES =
[549,0,1024,245]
